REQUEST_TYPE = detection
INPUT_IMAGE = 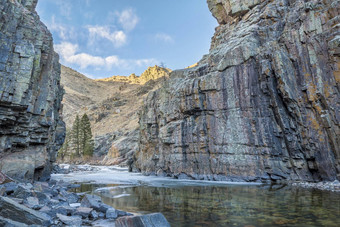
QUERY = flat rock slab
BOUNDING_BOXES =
[57,213,82,226]
[75,206,93,218]
[0,216,28,227]
[0,196,51,226]
[115,213,170,227]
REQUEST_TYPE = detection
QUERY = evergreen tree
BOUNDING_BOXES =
[58,130,71,161]
[71,115,81,157]
[80,113,94,157]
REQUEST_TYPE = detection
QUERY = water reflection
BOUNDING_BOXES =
[73,184,340,227]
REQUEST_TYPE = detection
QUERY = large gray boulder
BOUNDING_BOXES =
[115,213,170,227]
[0,196,51,226]
[0,216,28,227]
[0,0,65,181]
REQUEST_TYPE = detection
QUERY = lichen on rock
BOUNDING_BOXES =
[0,0,65,181]
[133,0,340,182]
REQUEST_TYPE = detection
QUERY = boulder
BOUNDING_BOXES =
[0,216,28,227]
[106,208,118,219]
[57,213,82,227]
[23,196,40,209]
[116,213,170,227]
[0,196,51,226]
[75,207,93,218]
[80,194,102,211]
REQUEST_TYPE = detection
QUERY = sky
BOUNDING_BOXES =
[36,0,217,79]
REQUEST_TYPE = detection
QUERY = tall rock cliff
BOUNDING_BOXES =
[134,0,340,182]
[0,0,65,181]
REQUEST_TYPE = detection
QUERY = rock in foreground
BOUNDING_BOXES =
[0,179,153,226]
[0,196,51,226]
[0,0,65,181]
[116,213,171,227]
[134,0,340,182]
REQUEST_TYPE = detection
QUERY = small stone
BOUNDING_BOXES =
[90,210,99,220]
[106,208,118,219]
[70,203,81,208]
[75,207,93,218]
[80,194,102,211]
[57,213,82,227]
[24,196,40,209]
[98,203,112,213]
[98,212,105,218]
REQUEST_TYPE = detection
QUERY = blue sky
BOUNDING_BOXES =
[36,0,217,79]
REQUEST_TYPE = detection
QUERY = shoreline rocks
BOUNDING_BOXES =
[0,178,170,226]
[292,180,340,192]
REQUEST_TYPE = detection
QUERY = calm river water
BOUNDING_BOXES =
[53,165,340,227]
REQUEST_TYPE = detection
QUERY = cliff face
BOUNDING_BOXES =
[134,0,340,182]
[0,0,65,181]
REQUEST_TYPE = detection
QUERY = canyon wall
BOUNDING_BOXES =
[134,0,340,182]
[0,0,65,181]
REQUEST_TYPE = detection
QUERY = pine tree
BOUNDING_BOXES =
[58,130,71,161]
[71,115,81,157]
[80,113,94,157]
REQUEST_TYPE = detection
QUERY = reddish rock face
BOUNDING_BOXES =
[0,0,65,181]
[133,0,340,182]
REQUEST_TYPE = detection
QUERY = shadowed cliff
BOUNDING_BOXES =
[0,0,65,181]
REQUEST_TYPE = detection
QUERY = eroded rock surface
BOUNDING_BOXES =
[134,0,340,182]
[0,0,65,181]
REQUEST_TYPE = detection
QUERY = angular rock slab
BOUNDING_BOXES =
[0,196,51,226]
[57,213,82,227]
[0,216,28,227]
[115,213,170,227]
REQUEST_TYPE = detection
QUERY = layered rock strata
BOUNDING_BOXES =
[0,0,65,181]
[134,0,340,182]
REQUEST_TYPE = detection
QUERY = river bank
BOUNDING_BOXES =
[0,171,170,227]
[54,164,340,193]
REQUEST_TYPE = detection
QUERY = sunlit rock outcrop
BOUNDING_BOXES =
[95,66,171,85]
[0,0,65,181]
[133,0,340,182]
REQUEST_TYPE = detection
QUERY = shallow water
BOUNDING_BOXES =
[53,166,340,227]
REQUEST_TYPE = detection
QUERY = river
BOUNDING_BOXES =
[52,165,340,227]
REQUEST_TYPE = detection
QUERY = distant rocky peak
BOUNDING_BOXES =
[95,65,172,84]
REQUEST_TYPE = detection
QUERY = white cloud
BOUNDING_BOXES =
[88,26,127,48]
[155,33,174,43]
[116,9,139,31]
[55,42,158,70]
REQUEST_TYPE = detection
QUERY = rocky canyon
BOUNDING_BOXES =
[0,0,65,181]
[133,0,340,182]
[60,65,171,165]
